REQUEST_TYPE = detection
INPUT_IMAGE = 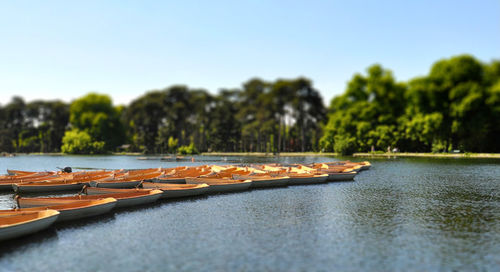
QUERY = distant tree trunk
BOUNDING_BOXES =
[277,116,282,153]
[301,119,305,152]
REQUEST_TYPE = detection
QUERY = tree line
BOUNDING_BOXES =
[320,55,500,154]
[0,54,498,155]
[0,78,325,154]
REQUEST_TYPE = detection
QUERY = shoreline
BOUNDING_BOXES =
[202,152,500,159]
[3,152,500,159]
[352,152,500,158]
[200,152,338,157]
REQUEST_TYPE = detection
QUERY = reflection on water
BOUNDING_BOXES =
[0,156,499,271]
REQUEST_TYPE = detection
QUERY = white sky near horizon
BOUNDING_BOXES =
[0,0,499,106]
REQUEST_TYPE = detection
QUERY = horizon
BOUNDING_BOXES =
[1,0,499,106]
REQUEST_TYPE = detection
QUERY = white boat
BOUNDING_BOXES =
[287,174,329,185]
[0,210,60,241]
[325,171,357,181]
[17,198,117,222]
[232,175,289,188]
[185,178,252,194]
[141,182,210,198]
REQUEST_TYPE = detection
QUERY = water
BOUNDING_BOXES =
[0,155,499,271]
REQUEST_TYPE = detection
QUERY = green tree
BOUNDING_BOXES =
[320,65,404,154]
[69,93,125,151]
[61,129,105,154]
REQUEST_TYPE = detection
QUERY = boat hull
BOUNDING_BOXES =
[142,183,210,198]
[110,191,162,208]
[206,182,252,194]
[0,183,14,191]
[0,210,60,241]
[90,181,142,188]
[288,174,329,185]
[19,198,117,222]
[13,183,86,193]
[185,178,252,194]
[155,178,186,184]
[326,172,357,181]
[246,177,289,188]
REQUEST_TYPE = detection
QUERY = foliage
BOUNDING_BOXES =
[0,97,69,153]
[333,135,357,155]
[177,143,199,155]
[321,55,500,153]
[167,136,178,153]
[69,93,125,151]
[61,129,105,154]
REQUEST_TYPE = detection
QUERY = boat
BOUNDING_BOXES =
[323,171,357,181]
[231,175,289,188]
[358,161,371,170]
[89,179,142,188]
[141,182,210,198]
[6,170,40,176]
[185,177,252,194]
[84,187,154,195]
[155,177,186,184]
[0,181,16,191]
[16,198,117,222]
[0,210,60,241]
[0,172,60,191]
[13,180,87,193]
[20,189,163,209]
[286,173,329,185]
[89,171,163,188]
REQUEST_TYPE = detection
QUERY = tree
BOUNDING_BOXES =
[69,93,125,151]
[320,64,404,154]
[61,129,105,154]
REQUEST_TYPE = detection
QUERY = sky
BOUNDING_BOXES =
[0,0,499,106]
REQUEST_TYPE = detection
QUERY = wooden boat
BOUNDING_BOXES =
[155,177,186,184]
[89,179,142,188]
[0,210,60,241]
[286,173,329,185]
[85,187,154,195]
[0,182,16,191]
[141,182,210,198]
[358,161,371,170]
[13,180,87,193]
[231,175,289,188]
[21,190,163,209]
[16,198,117,222]
[323,171,357,181]
[0,172,61,191]
[185,178,252,194]
[6,170,39,176]
[88,170,163,188]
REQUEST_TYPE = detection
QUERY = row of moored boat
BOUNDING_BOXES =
[0,161,370,242]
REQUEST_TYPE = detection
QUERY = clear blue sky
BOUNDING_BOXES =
[1,0,499,105]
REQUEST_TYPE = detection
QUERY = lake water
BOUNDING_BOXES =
[0,155,499,271]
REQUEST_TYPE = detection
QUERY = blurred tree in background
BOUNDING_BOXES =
[321,55,500,154]
[1,54,499,155]
[60,93,125,154]
[0,97,69,153]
